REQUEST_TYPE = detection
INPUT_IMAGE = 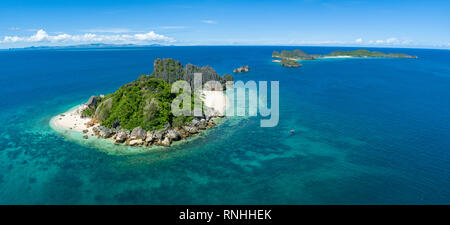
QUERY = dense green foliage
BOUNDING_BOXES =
[273,49,310,59]
[81,107,95,117]
[172,115,194,128]
[273,49,415,59]
[95,78,176,131]
[281,58,301,66]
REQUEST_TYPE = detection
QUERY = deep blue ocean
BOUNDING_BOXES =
[0,46,449,204]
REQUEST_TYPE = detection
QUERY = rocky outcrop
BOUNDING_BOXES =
[233,65,250,73]
[161,137,171,147]
[166,129,180,141]
[115,130,128,143]
[89,115,219,147]
[93,125,114,138]
[183,125,198,134]
[145,131,153,143]
[197,119,207,130]
[86,96,101,109]
[147,58,233,87]
[129,139,144,146]
[94,98,113,122]
[130,127,145,140]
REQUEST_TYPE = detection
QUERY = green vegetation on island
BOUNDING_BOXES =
[272,48,418,67]
[273,49,417,59]
[79,58,232,147]
[327,49,417,58]
[92,78,177,131]
[272,50,313,59]
[280,58,302,67]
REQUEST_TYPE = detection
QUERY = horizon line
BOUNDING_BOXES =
[1,43,449,51]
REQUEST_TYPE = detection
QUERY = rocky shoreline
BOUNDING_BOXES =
[89,111,222,147]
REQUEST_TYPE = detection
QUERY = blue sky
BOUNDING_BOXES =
[0,0,449,49]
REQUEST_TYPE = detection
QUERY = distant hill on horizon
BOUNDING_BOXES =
[4,43,168,51]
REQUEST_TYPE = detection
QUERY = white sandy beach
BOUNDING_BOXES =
[319,56,353,59]
[50,104,98,136]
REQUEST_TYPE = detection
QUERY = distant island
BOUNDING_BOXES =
[51,58,232,147]
[276,58,302,67]
[272,49,418,67]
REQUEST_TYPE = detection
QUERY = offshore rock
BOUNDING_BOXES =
[233,65,250,73]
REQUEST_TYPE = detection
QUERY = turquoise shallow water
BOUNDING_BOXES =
[0,46,449,204]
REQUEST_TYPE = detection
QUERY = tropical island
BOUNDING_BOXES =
[272,49,418,67]
[51,58,232,147]
[279,58,302,67]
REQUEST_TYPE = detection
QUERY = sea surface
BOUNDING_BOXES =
[0,46,449,204]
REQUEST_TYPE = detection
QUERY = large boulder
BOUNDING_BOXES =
[94,126,113,138]
[94,98,113,122]
[151,58,185,84]
[115,130,128,143]
[183,126,198,134]
[145,131,154,143]
[86,96,100,109]
[166,129,180,141]
[207,121,216,129]
[161,136,171,147]
[177,128,189,138]
[153,129,165,140]
[233,65,250,73]
[151,58,222,87]
[190,119,200,127]
[130,127,145,140]
[197,119,207,130]
[129,139,143,146]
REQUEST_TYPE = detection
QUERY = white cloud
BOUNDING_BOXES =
[368,37,406,45]
[355,38,363,43]
[201,20,217,24]
[385,37,397,43]
[0,29,175,44]
[8,27,20,31]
